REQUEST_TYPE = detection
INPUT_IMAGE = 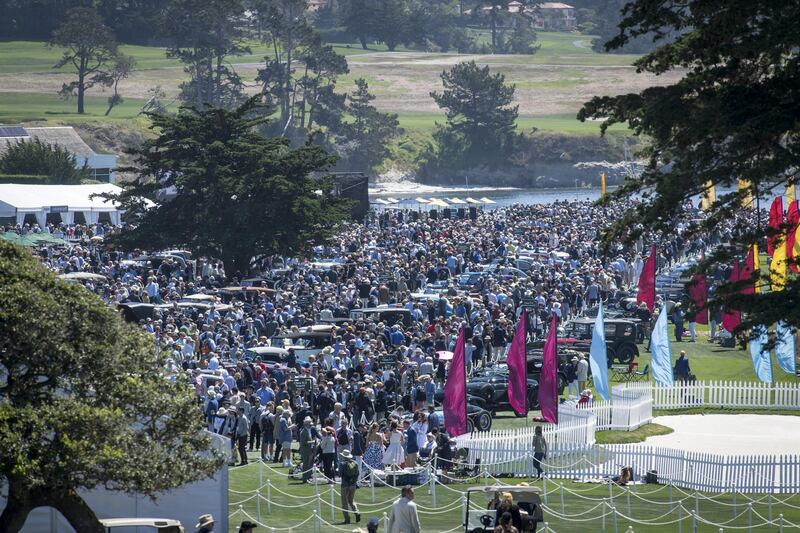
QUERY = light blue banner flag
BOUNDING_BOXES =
[749,326,773,383]
[775,321,797,375]
[589,303,610,401]
[650,304,674,386]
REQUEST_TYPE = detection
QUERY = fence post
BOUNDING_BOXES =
[543,474,548,505]
[330,485,335,523]
[611,506,618,533]
[430,466,437,507]
[258,459,263,523]
[669,482,673,511]
[267,479,272,514]
[560,483,565,515]
[626,487,631,523]
[383,512,389,532]
[371,469,376,503]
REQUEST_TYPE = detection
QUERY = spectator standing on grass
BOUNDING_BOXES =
[576,353,589,393]
[388,485,421,533]
[340,450,361,524]
[674,351,691,381]
[299,416,317,482]
[672,303,685,342]
[235,405,250,466]
[532,426,547,479]
[566,356,579,399]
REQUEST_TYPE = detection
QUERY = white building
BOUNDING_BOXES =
[0,125,118,183]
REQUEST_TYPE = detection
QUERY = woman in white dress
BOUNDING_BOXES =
[382,420,405,470]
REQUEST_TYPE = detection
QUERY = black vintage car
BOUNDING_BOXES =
[408,404,494,432]
[467,372,540,417]
[560,318,640,365]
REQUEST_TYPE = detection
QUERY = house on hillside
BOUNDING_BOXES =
[0,126,117,183]
[531,2,577,31]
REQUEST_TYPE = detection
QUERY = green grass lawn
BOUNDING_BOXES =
[0,33,635,75]
[394,111,626,136]
[227,455,800,533]
[594,423,674,444]
[0,91,167,123]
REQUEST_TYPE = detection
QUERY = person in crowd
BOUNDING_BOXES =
[195,514,215,533]
[339,449,361,524]
[237,520,257,533]
[566,356,579,399]
[234,404,250,466]
[494,493,522,532]
[532,425,547,479]
[320,424,337,483]
[493,512,518,533]
[298,416,317,482]
[279,410,295,468]
[363,422,385,473]
[674,351,692,381]
[388,485,421,533]
[576,354,589,393]
[383,420,405,470]
[672,303,685,342]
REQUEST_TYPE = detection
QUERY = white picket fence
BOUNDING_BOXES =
[617,380,800,410]
[455,381,800,492]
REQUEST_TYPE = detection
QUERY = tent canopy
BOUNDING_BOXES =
[0,183,140,226]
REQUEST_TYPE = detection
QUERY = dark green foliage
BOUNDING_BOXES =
[0,139,90,184]
[579,0,800,331]
[50,7,119,114]
[590,0,659,54]
[429,61,519,169]
[0,241,224,532]
[333,78,400,173]
[0,174,49,184]
[338,0,373,49]
[108,98,351,275]
[162,0,249,109]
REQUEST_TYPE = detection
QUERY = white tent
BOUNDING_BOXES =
[0,183,128,227]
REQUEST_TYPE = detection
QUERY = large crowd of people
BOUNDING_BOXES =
[4,199,751,496]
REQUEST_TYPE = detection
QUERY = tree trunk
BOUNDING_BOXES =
[491,8,497,52]
[0,480,33,533]
[77,72,85,114]
[0,479,104,533]
[48,487,105,533]
[359,35,367,50]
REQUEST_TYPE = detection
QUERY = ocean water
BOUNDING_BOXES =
[369,186,604,209]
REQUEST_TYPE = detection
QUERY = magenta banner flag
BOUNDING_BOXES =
[443,327,467,436]
[688,273,708,324]
[637,244,657,312]
[507,308,528,416]
[537,315,559,425]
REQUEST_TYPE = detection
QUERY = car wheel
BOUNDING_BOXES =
[466,418,475,433]
[557,373,567,394]
[477,412,492,431]
[606,346,617,368]
[617,344,637,364]
[528,391,540,410]
[480,385,494,402]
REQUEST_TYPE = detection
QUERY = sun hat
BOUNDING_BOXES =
[196,514,215,529]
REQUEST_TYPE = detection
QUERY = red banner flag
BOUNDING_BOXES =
[507,308,528,416]
[787,200,799,273]
[443,327,467,437]
[721,262,741,333]
[688,273,708,325]
[537,315,559,425]
[636,244,656,312]
[741,246,757,294]
[767,196,783,257]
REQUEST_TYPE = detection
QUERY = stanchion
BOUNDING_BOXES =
[626,487,631,522]
[371,470,376,503]
[678,503,683,533]
[611,506,618,533]
[543,475,548,505]
[330,486,335,523]
[778,513,784,533]
[626,527,634,533]
[609,481,614,507]
[732,483,737,519]
[691,510,697,533]
[602,498,607,533]
[257,460,263,522]
[430,467,437,507]
[267,479,271,514]
[748,503,752,532]
[462,495,468,524]
[669,482,673,511]
[695,490,699,517]
[316,491,321,519]
[768,491,773,522]
[383,511,389,532]
[312,510,319,533]
[560,483,565,515]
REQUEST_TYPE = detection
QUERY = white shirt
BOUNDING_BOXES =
[388,497,421,533]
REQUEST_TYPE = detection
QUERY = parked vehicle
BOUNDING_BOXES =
[467,373,540,416]
[349,307,412,327]
[560,318,640,364]
[464,486,542,533]
[100,518,184,533]
[271,324,335,358]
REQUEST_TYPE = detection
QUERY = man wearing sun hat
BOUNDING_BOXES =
[194,513,214,533]
[339,449,361,524]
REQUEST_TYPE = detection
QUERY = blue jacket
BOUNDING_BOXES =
[405,428,419,454]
